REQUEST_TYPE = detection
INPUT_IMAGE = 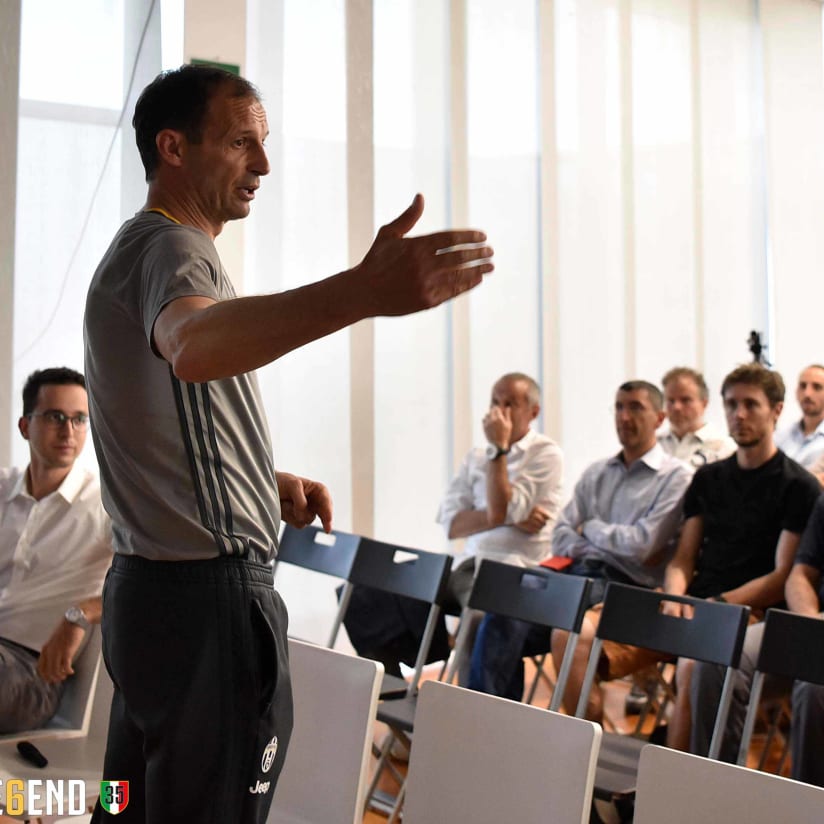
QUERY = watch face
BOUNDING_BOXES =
[485,444,498,461]
[65,606,87,627]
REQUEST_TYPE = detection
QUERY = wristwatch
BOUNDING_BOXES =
[64,605,90,630]
[485,443,510,461]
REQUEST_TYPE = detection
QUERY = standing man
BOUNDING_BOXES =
[667,364,820,756]
[84,65,493,824]
[658,366,734,467]
[0,368,111,733]
[776,364,824,469]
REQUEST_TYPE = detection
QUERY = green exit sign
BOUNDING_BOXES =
[190,58,241,76]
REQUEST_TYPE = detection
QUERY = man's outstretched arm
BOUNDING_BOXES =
[154,195,493,383]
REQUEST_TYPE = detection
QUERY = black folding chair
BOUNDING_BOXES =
[445,559,593,711]
[737,608,824,766]
[575,582,750,822]
[354,539,453,820]
[371,561,594,822]
[272,523,361,649]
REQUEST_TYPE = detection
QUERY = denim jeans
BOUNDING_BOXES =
[466,558,631,700]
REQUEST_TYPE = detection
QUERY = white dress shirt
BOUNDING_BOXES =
[436,429,564,567]
[775,419,824,470]
[0,463,112,651]
[658,422,735,468]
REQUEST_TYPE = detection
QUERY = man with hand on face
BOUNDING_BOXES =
[0,368,111,734]
[435,373,563,683]
[84,64,492,824]
[344,373,563,685]
[658,366,734,467]
[469,381,692,707]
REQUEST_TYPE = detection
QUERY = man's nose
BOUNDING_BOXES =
[251,144,270,176]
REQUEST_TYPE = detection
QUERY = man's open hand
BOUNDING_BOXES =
[355,194,494,316]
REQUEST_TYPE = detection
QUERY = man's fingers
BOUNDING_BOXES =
[433,245,494,269]
[380,193,425,238]
[420,228,488,250]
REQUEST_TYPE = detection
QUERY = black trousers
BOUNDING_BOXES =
[92,554,293,824]
[341,557,475,676]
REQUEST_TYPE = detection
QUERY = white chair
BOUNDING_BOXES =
[266,639,383,824]
[402,680,602,824]
[0,626,103,745]
[0,645,112,818]
[634,744,824,824]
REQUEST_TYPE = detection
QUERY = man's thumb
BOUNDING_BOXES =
[381,193,424,238]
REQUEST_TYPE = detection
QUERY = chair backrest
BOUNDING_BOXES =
[576,582,749,758]
[634,744,824,824]
[468,560,592,631]
[347,537,452,694]
[274,525,361,580]
[403,680,601,824]
[347,537,452,604]
[591,583,750,665]
[0,626,103,745]
[266,640,383,824]
[737,608,824,764]
[445,560,592,709]
[273,525,362,648]
[753,607,824,685]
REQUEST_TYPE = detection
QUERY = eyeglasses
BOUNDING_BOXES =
[27,410,89,430]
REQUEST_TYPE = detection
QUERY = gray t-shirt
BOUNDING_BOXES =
[84,210,281,562]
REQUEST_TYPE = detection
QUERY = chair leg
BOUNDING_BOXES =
[365,728,410,816]
[525,653,555,705]
[387,780,407,824]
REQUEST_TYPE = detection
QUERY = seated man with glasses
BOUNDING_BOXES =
[0,367,111,733]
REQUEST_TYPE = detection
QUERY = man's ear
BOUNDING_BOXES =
[530,404,540,421]
[18,416,30,441]
[656,410,667,428]
[155,129,186,169]
[773,400,784,422]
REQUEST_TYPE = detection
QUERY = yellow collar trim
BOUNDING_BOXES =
[144,207,182,225]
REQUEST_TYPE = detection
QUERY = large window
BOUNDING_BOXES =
[12,0,164,468]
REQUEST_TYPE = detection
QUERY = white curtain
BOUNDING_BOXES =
[11,0,162,469]
[9,0,824,541]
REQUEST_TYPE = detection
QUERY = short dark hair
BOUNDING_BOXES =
[133,64,261,181]
[662,366,709,401]
[22,367,86,417]
[721,363,785,407]
[618,380,664,412]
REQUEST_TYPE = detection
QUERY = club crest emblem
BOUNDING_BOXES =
[261,737,278,773]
